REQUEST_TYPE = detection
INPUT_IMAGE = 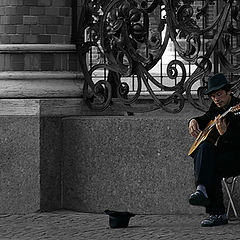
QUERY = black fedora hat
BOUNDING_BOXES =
[104,210,135,228]
[204,73,233,95]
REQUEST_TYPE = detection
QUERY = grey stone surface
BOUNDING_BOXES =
[0,100,64,214]
[40,117,62,211]
[62,115,204,214]
[0,98,125,215]
[0,210,239,240]
[0,116,40,214]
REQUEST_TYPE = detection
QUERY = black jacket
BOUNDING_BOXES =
[194,95,240,153]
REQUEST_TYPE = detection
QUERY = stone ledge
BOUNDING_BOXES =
[0,71,84,98]
[0,44,79,71]
[0,44,75,53]
[0,71,83,79]
[0,98,125,116]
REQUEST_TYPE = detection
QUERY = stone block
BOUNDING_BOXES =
[23,0,37,6]
[0,99,64,214]
[0,7,5,15]
[46,25,58,34]
[51,35,66,44]
[1,16,11,24]
[59,7,70,16]
[24,34,38,43]
[9,16,23,24]
[24,53,41,70]
[37,34,51,44]
[5,6,16,15]
[0,115,40,214]
[30,25,45,35]
[16,6,30,15]
[38,0,52,6]
[0,25,4,33]
[5,25,16,34]
[10,53,24,70]
[62,115,204,215]
[57,25,71,35]
[30,6,45,15]
[10,34,24,44]
[16,25,30,34]
[45,7,59,16]
[23,16,38,25]
[40,117,62,211]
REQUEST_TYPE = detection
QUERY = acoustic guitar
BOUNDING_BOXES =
[188,103,240,156]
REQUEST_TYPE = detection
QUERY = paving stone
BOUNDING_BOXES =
[0,211,239,239]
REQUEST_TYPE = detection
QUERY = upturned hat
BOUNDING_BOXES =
[104,210,135,228]
[204,73,233,95]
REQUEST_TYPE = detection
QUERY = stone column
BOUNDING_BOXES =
[0,0,83,98]
[0,0,84,214]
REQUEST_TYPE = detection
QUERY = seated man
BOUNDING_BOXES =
[188,73,240,227]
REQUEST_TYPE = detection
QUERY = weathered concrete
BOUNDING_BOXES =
[40,117,62,211]
[0,115,40,214]
[1,98,239,216]
[0,99,65,214]
[0,98,126,214]
[62,114,205,215]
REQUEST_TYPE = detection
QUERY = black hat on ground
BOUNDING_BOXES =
[204,73,233,95]
[104,210,136,228]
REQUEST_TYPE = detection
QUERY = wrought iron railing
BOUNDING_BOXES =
[75,0,240,113]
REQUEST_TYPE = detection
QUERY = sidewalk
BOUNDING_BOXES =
[0,210,239,240]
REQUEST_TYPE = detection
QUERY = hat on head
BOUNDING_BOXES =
[204,73,232,95]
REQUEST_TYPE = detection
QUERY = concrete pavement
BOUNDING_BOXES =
[0,210,240,240]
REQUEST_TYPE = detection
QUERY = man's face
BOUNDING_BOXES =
[210,89,231,109]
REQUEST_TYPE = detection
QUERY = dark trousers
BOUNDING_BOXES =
[193,142,240,215]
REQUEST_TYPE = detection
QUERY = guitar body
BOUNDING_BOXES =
[188,120,219,156]
[188,103,240,156]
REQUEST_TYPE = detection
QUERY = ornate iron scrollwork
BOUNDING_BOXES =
[77,0,240,113]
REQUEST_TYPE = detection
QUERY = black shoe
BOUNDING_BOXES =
[201,214,228,227]
[189,190,210,206]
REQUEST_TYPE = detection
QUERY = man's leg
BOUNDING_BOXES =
[206,177,225,215]
[189,142,217,206]
[200,175,228,227]
[190,142,229,226]
[193,142,217,188]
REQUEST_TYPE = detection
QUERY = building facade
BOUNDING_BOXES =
[1,0,240,215]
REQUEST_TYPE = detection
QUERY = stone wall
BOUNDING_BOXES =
[0,100,40,214]
[61,113,240,216]
[0,0,81,98]
[62,112,205,215]
[0,98,125,214]
[1,100,240,215]
[0,0,71,44]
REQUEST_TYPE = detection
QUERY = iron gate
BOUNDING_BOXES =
[74,0,240,113]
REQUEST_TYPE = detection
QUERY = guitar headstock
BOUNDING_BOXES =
[230,103,240,115]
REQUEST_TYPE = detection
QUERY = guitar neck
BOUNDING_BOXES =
[220,107,232,119]
[208,107,232,129]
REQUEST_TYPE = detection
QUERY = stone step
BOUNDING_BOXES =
[0,44,79,71]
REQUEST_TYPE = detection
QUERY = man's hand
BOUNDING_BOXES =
[215,116,227,135]
[189,119,201,138]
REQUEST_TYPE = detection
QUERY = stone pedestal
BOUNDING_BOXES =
[0,98,124,214]
[0,100,40,214]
